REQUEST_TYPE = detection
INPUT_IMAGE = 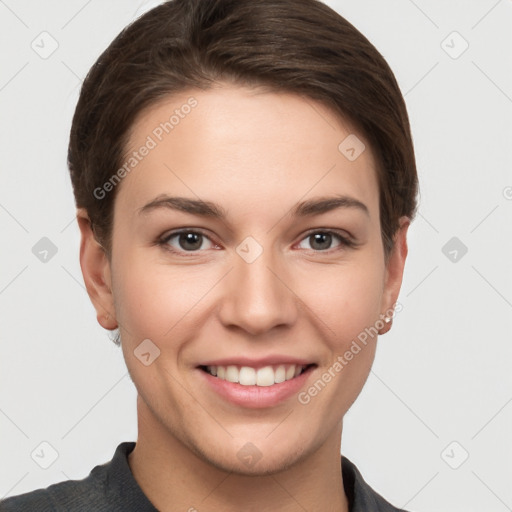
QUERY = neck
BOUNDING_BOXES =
[128,395,349,512]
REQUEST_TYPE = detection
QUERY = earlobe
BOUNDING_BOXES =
[76,208,118,331]
[378,216,410,335]
[377,316,393,335]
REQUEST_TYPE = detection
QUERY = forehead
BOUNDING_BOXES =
[116,84,380,223]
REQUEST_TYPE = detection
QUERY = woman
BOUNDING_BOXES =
[1,0,417,510]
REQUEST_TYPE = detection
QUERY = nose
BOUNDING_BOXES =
[217,244,298,336]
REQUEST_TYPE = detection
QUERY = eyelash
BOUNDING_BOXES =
[157,228,357,257]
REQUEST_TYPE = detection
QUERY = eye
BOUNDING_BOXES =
[296,230,355,252]
[158,228,356,256]
[159,229,216,254]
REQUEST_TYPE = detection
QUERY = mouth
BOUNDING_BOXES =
[198,363,317,387]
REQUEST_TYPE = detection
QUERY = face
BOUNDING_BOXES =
[78,83,408,475]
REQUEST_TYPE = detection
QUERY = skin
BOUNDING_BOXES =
[77,83,409,512]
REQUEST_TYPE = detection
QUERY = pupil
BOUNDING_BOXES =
[311,233,331,250]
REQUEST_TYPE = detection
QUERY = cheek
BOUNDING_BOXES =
[298,263,383,418]
[298,257,384,344]
[112,254,216,343]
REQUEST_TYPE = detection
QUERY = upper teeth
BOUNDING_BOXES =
[206,364,306,386]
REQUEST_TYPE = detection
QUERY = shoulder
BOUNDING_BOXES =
[0,442,136,512]
[0,469,108,512]
[0,477,106,512]
[342,456,412,512]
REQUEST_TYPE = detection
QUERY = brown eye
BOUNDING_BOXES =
[297,230,354,252]
[309,232,334,251]
[160,230,215,254]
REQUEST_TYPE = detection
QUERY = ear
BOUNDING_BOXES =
[76,208,117,330]
[378,216,410,335]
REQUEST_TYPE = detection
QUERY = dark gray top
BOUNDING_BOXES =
[0,442,410,511]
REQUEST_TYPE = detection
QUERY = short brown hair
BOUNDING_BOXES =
[68,0,418,260]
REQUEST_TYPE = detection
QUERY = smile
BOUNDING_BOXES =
[199,364,314,386]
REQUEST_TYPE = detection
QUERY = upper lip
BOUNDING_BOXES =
[197,356,316,369]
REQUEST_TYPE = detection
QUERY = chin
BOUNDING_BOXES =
[196,435,310,476]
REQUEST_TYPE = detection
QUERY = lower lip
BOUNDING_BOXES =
[197,365,316,409]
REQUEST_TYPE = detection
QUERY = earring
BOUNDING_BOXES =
[378,315,392,335]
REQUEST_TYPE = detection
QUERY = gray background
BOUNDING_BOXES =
[1,1,511,510]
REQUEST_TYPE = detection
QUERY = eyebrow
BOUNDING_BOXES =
[137,194,369,219]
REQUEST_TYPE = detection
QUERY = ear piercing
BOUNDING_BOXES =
[377,313,393,335]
